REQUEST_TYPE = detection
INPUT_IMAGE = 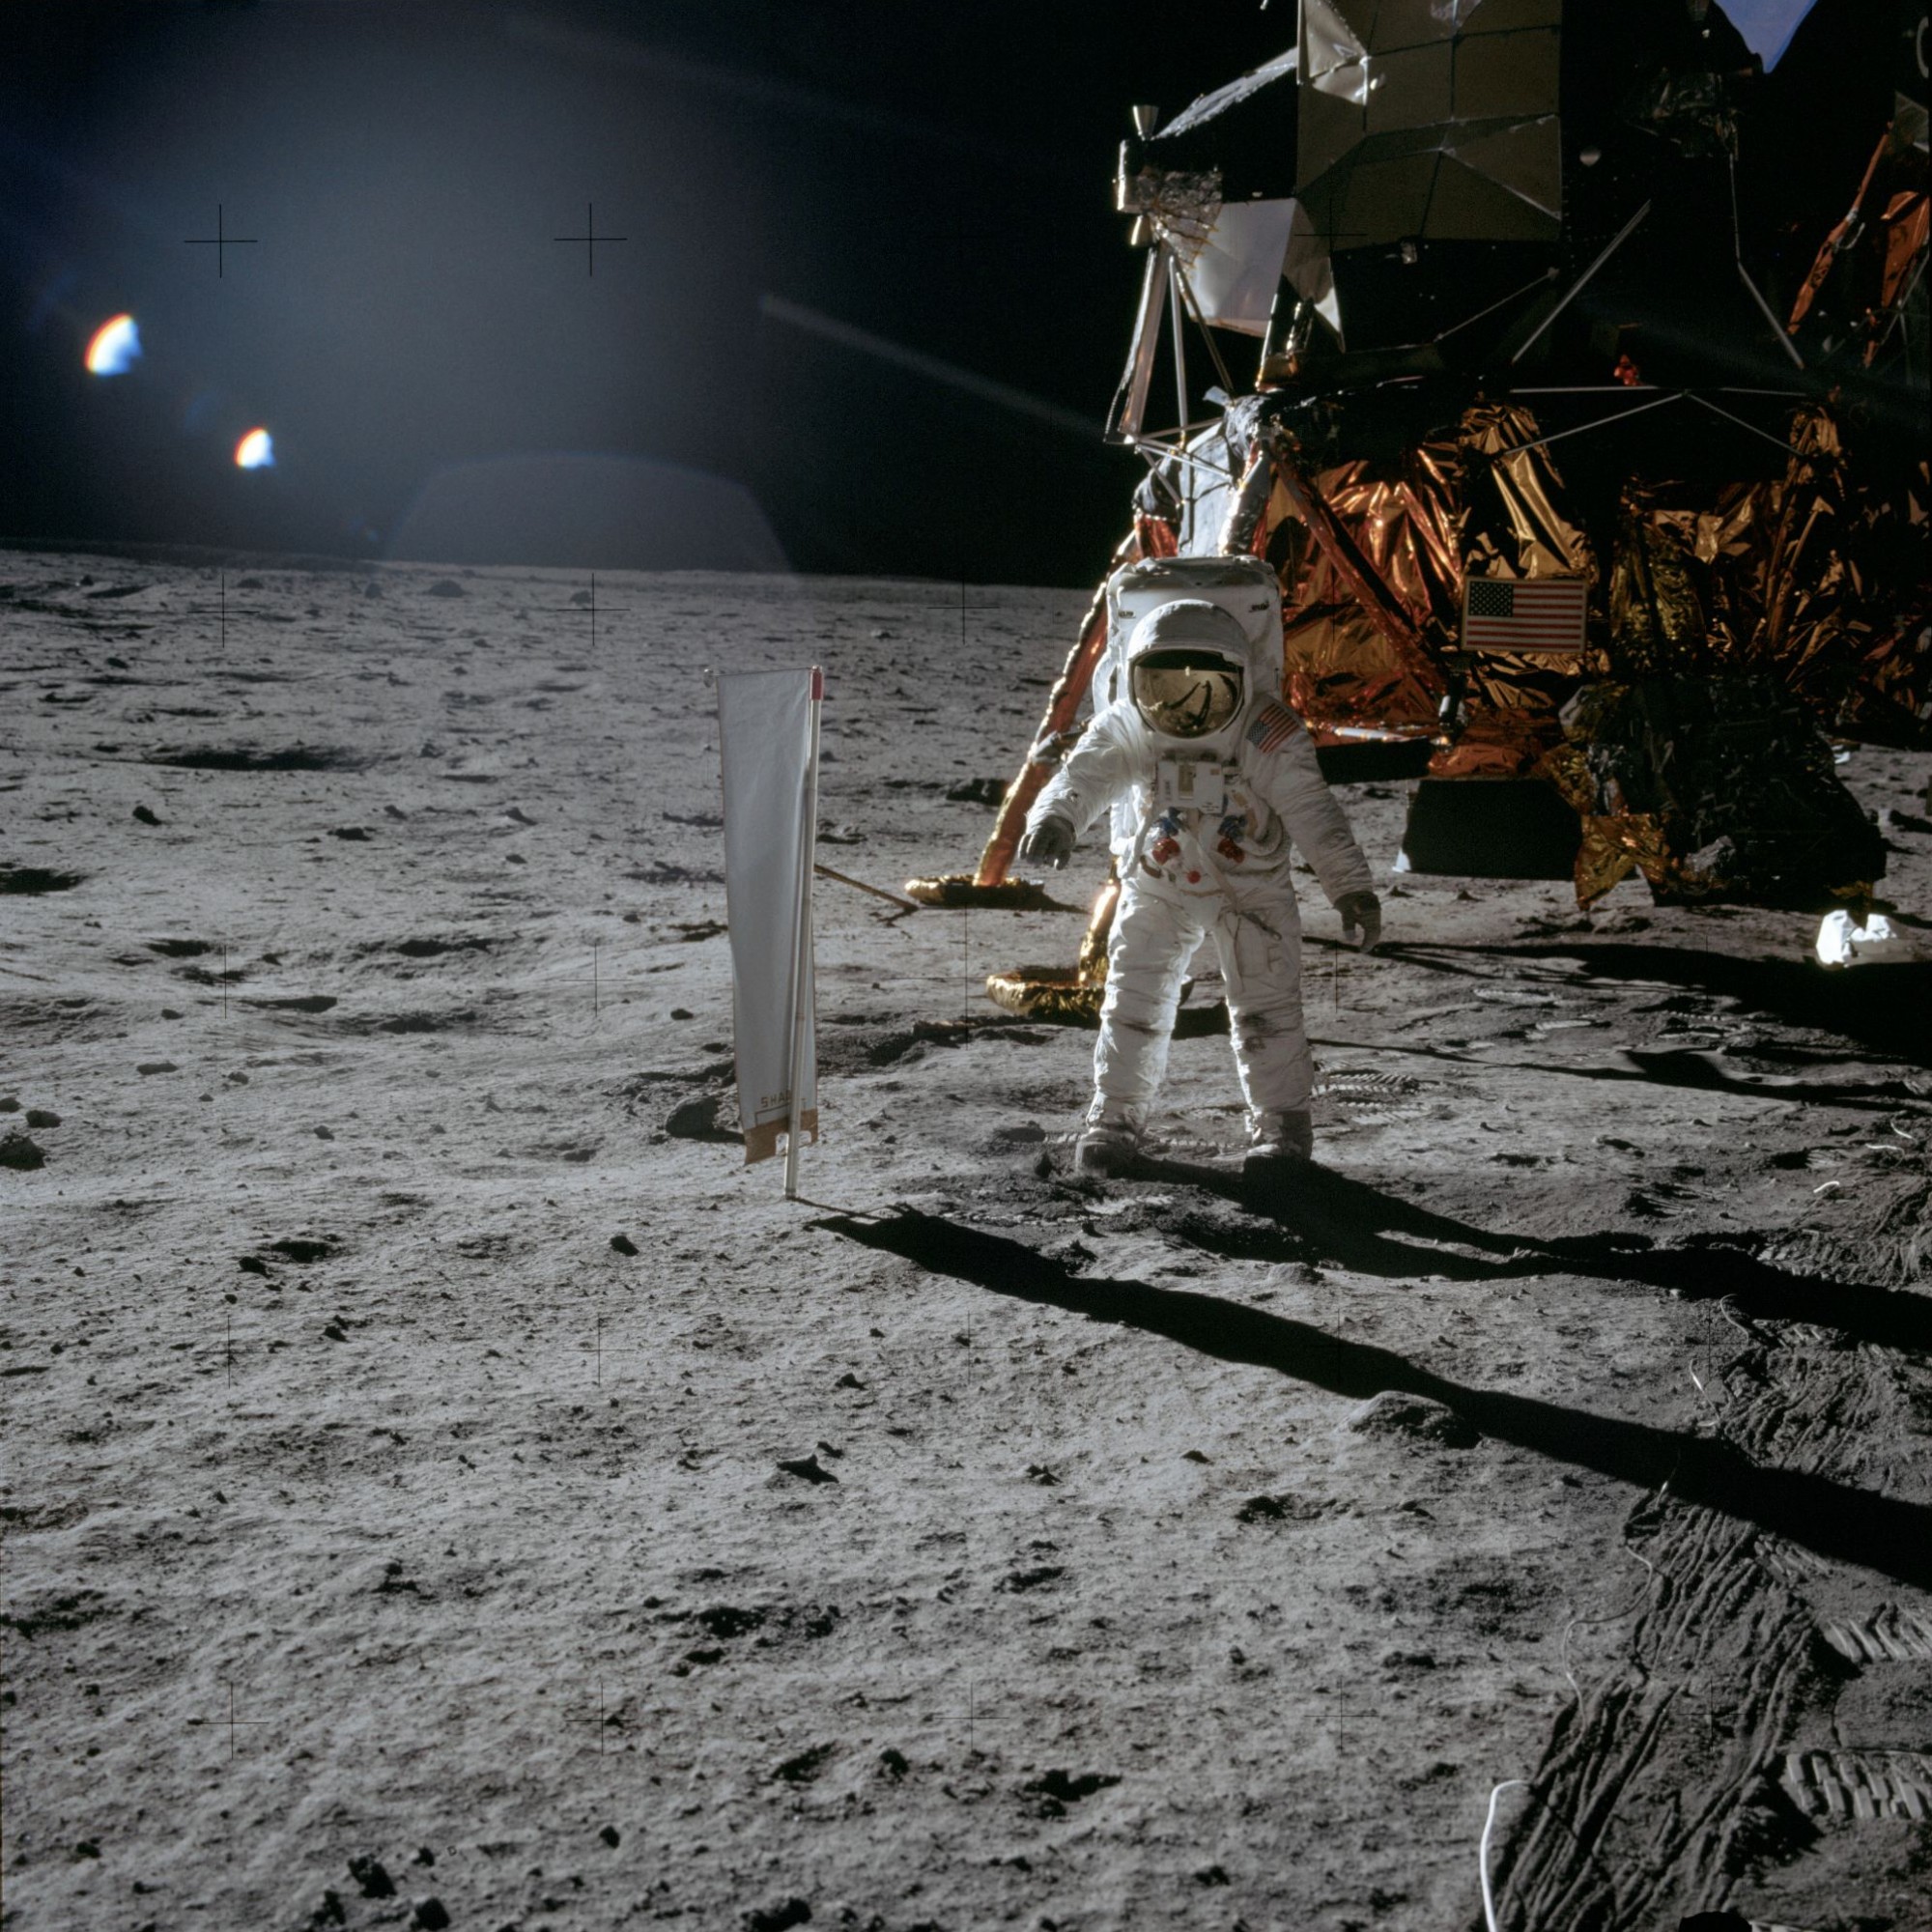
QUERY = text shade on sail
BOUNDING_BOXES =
[234,428,274,469]
[84,314,141,376]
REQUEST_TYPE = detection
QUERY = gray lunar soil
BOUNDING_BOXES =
[4,551,1932,1932]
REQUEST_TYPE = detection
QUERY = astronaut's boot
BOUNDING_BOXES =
[1242,1108,1313,1187]
[1074,1102,1141,1178]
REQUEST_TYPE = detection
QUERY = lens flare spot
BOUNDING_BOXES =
[85,314,141,376]
[235,427,274,469]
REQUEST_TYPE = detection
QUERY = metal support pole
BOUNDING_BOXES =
[783,668,823,1201]
[1167,250,1190,437]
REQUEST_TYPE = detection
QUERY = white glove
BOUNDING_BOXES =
[1019,816,1076,869]
[1338,890,1382,952]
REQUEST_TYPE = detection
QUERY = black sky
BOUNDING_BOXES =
[0,0,1285,584]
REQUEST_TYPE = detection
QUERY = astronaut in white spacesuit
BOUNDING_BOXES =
[1019,598,1382,1180]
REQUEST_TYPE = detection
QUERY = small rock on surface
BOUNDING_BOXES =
[1345,1390,1479,1450]
[25,1108,60,1128]
[946,777,1005,804]
[0,1131,46,1171]
[426,579,466,597]
[132,805,161,825]
[610,1233,639,1256]
[599,1824,620,1847]
[347,1854,394,1898]
[410,1899,450,1931]
[743,1898,811,1932]
[1019,1767,1120,1816]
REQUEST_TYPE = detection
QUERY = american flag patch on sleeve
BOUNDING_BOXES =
[1246,699,1302,754]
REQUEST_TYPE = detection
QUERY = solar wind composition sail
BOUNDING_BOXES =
[718,667,823,1185]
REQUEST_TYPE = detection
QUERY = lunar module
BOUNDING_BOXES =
[910,0,1930,1015]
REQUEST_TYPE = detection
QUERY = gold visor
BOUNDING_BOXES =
[1130,652,1244,740]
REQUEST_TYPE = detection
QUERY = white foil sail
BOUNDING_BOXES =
[719,667,822,1177]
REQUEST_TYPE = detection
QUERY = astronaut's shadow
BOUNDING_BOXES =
[1122,1148,1544,1283]
[813,1205,1932,1591]
[1117,1151,1932,1354]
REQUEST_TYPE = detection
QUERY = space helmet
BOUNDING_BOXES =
[1124,599,1249,742]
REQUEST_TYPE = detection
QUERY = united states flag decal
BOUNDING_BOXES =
[1462,576,1588,653]
[1246,699,1301,754]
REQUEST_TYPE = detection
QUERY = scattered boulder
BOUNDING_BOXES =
[666,1094,736,1143]
[610,1233,639,1257]
[1345,1390,1479,1450]
[1020,1768,1120,1816]
[996,1566,1064,1593]
[743,1901,810,1932]
[0,867,85,895]
[270,1236,338,1264]
[772,1744,834,1784]
[0,1132,45,1172]
[410,1900,449,1931]
[132,806,161,826]
[695,1605,765,1640]
[347,1854,394,1899]
[598,1825,619,1848]
[426,579,466,598]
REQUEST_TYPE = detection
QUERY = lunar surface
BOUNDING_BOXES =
[4,548,1931,1932]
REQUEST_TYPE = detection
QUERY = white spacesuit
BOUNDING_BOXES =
[1019,598,1381,1179]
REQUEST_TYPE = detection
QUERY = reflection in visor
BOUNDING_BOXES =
[1130,651,1244,739]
